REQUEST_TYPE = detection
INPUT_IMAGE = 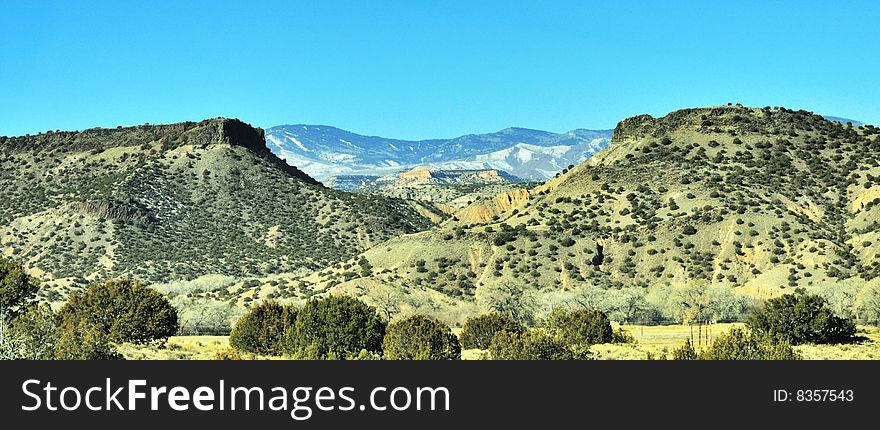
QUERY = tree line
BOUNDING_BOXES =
[228,297,631,360]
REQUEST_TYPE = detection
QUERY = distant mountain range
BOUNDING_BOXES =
[265,125,612,182]
[823,116,864,126]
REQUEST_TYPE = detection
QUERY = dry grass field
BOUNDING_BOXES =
[118,336,232,360]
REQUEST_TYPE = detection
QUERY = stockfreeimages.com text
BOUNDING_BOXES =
[21,379,450,420]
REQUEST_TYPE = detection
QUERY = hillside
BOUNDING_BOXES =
[266,125,611,181]
[257,106,880,324]
[0,119,434,298]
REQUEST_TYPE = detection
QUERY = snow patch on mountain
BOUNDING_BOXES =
[266,125,611,182]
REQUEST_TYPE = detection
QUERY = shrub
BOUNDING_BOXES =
[285,295,386,359]
[611,327,635,344]
[488,330,589,360]
[747,294,856,345]
[671,338,697,360]
[460,313,525,349]
[57,279,179,345]
[697,328,800,360]
[9,303,57,360]
[0,255,39,319]
[229,300,297,355]
[545,308,613,346]
[382,315,460,360]
[54,318,121,360]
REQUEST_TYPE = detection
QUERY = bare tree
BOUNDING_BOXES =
[172,297,236,335]
[675,284,713,346]
[482,281,537,326]
[370,284,405,321]
[856,284,880,325]
[612,288,649,323]
[569,284,607,311]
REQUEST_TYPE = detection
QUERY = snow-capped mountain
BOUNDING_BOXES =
[265,125,612,182]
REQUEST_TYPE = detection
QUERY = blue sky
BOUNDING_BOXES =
[1,0,878,138]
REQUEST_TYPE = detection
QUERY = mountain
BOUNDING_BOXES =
[0,118,434,296]
[823,116,864,126]
[265,125,611,182]
[256,106,880,325]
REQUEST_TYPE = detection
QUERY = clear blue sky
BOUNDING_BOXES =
[2,0,878,139]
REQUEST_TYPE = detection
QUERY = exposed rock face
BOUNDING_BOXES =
[398,167,434,181]
[456,188,531,224]
[395,167,518,185]
[72,199,155,227]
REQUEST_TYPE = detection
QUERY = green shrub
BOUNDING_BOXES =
[58,279,178,345]
[54,318,121,360]
[671,338,697,360]
[229,300,297,355]
[545,308,613,346]
[697,328,800,360]
[9,303,57,360]
[285,295,385,359]
[382,315,460,360]
[747,294,856,345]
[460,313,525,349]
[0,255,39,319]
[488,330,589,360]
